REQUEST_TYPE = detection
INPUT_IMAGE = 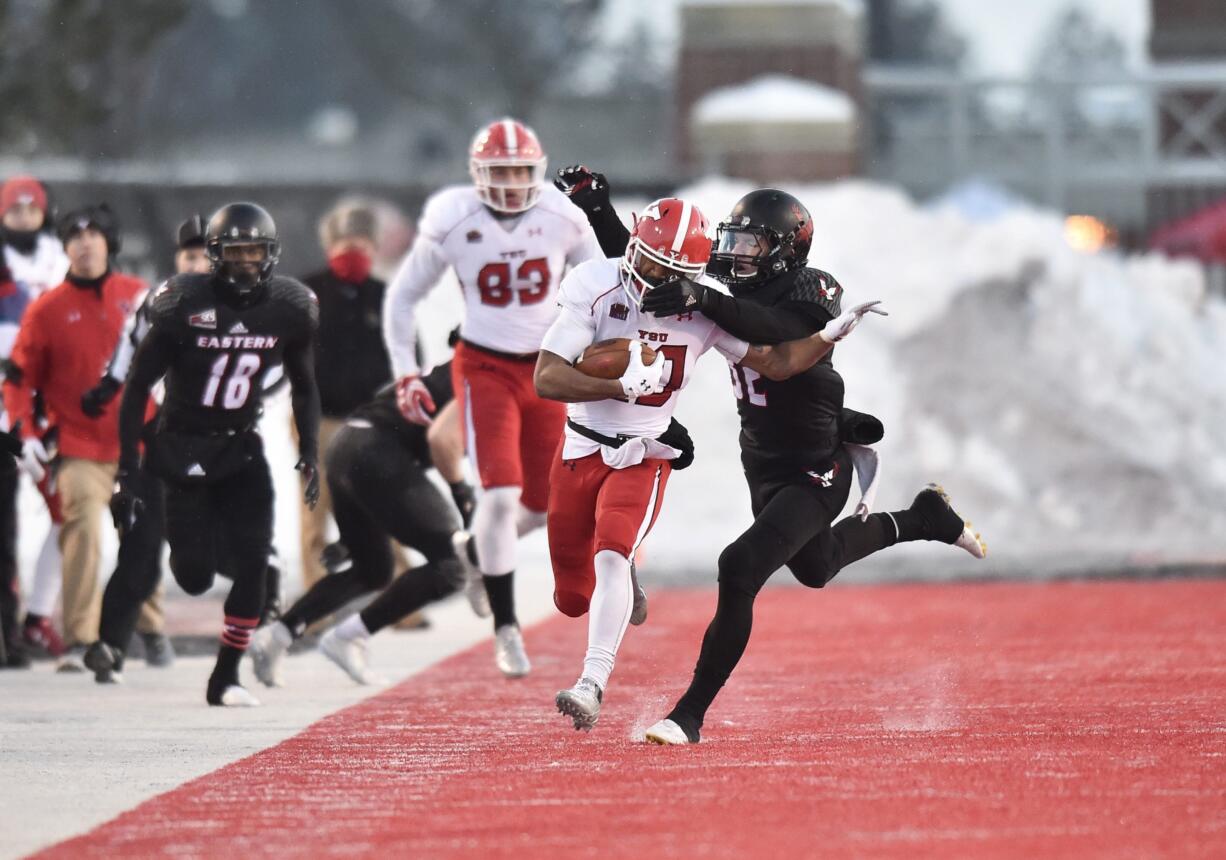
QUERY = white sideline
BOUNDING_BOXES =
[0,577,558,860]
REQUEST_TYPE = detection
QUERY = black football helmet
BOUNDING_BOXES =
[205,202,280,294]
[706,189,814,294]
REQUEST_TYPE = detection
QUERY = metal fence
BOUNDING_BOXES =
[864,62,1226,236]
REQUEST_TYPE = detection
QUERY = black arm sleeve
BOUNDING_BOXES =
[699,292,833,345]
[586,205,630,259]
[117,326,175,473]
[283,336,321,464]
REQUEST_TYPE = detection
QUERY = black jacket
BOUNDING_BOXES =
[302,269,394,418]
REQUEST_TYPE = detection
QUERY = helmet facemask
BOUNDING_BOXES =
[210,238,279,296]
[470,159,547,214]
[619,238,708,309]
[707,220,788,293]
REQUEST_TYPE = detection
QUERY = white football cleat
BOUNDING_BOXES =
[629,563,647,626]
[216,685,262,707]
[453,531,491,618]
[555,677,603,731]
[494,624,530,678]
[319,627,387,686]
[644,719,692,745]
[249,622,291,688]
[954,524,988,559]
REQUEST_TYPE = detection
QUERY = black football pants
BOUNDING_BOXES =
[670,446,897,734]
[162,449,274,625]
[0,458,20,656]
[280,423,462,636]
[98,466,166,651]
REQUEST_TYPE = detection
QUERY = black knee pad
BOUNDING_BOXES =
[170,558,214,596]
[426,558,463,602]
[717,539,763,598]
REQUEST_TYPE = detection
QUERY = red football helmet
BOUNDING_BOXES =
[621,198,712,308]
[468,118,548,214]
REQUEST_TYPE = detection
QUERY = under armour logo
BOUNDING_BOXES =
[563,460,577,471]
[676,312,694,322]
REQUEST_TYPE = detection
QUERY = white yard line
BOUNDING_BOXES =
[0,575,558,860]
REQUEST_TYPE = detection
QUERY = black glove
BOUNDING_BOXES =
[110,470,144,537]
[296,457,320,510]
[641,276,707,318]
[553,165,611,214]
[449,480,476,529]
[81,375,121,418]
[657,418,695,470]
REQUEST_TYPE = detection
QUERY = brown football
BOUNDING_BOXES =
[574,338,657,379]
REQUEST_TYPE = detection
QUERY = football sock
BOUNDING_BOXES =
[484,573,517,629]
[581,550,634,691]
[669,578,757,736]
[894,487,964,544]
[280,571,371,637]
[358,560,462,634]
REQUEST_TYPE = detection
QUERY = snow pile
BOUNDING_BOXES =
[648,177,1225,574]
[693,76,856,125]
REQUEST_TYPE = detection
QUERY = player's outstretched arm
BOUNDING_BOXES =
[534,350,625,403]
[641,278,824,343]
[554,165,630,258]
[740,300,888,381]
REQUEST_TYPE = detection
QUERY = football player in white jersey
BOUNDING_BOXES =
[534,199,885,731]
[383,118,601,677]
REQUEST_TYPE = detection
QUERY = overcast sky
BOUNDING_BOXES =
[942,0,1150,75]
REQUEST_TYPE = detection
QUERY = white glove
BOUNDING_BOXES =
[395,374,436,426]
[20,436,49,483]
[619,340,667,402]
[819,300,888,344]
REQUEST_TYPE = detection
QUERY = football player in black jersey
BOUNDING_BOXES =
[247,361,485,687]
[109,202,322,707]
[554,168,986,744]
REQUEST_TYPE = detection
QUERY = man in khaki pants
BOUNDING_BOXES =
[3,206,156,669]
[297,201,424,626]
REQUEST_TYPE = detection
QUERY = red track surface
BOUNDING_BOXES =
[37,581,1226,859]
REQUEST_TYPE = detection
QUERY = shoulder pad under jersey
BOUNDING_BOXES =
[267,275,320,333]
[557,257,621,316]
[786,268,843,318]
[418,186,483,244]
[148,273,211,332]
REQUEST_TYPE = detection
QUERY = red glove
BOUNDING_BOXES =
[395,374,436,425]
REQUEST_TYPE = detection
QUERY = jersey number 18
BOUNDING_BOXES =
[202,353,261,409]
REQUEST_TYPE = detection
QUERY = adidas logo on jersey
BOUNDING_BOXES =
[186,463,206,477]
[229,321,249,334]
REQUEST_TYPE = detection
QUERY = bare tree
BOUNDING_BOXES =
[336,0,604,135]
[0,0,190,156]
